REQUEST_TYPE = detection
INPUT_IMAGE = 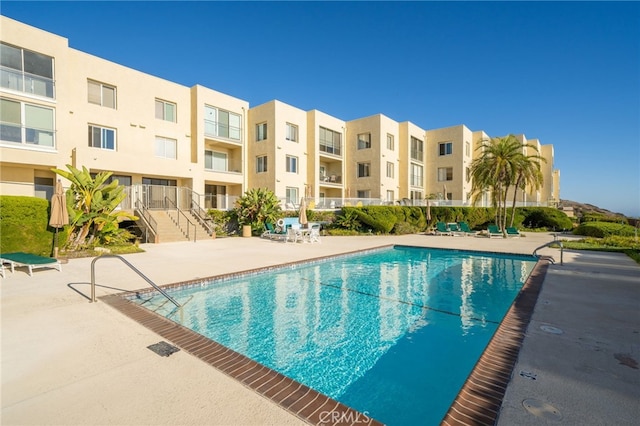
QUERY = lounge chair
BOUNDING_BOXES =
[262,222,287,240]
[435,222,453,236]
[0,252,62,276]
[457,222,478,236]
[506,227,521,237]
[487,224,503,238]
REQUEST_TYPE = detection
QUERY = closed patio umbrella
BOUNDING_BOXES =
[49,180,69,257]
[426,198,431,221]
[298,197,308,228]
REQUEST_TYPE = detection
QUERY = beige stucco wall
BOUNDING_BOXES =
[398,121,426,200]
[425,124,474,202]
[307,109,345,200]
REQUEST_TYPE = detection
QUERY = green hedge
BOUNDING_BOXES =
[0,195,66,256]
[330,205,571,234]
[573,221,637,238]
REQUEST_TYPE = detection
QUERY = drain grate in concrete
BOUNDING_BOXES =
[147,341,180,357]
[519,370,538,380]
[523,399,562,421]
[540,324,563,334]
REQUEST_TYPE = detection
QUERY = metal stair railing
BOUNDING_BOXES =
[188,190,214,236]
[164,196,197,242]
[134,199,158,243]
[90,254,181,307]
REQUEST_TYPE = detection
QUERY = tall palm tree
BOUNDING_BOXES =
[508,147,546,227]
[469,135,523,236]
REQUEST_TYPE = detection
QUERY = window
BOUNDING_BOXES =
[88,125,116,150]
[410,137,423,161]
[357,190,370,198]
[357,162,370,178]
[466,167,470,183]
[0,42,55,98]
[205,150,228,171]
[256,122,267,141]
[34,177,54,200]
[204,105,241,140]
[411,164,423,187]
[386,133,394,151]
[465,141,471,157]
[256,155,267,173]
[439,142,453,156]
[386,161,394,178]
[155,99,176,122]
[0,98,55,147]
[319,126,342,156]
[357,133,371,150]
[386,190,394,202]
[437,167,453,181]
[88,80,116,108]
[286,187,298,204]
[154,136,177,159]
[286,123,298,142]
[286,155,298,173]
[90,173,132,186]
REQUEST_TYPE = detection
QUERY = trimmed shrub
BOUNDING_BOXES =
[0,195,61,256]
[519,207,573,231]
[573,221,637,238]
[351,206,397,234]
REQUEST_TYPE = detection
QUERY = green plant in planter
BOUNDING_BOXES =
[233,188,282,235]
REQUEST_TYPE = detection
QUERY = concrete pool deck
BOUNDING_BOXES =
[1,233,639,425]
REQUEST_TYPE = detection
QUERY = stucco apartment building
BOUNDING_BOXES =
[0,16,560,217]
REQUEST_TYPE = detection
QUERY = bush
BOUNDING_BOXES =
[580,213,628,224]
[351,206,398,233]
[573,221,637,238]
[392,221,420,235]
[519,207,573,231]
[206,209,234,236]
[0,195,63,256]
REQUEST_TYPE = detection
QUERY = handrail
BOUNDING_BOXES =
[90,254,181,307]
[134,199,158,243]
[533,239,563,265]
[187,190,214,236]
[164,196,197,242]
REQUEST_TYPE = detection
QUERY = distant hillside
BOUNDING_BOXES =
[559,199,626,218]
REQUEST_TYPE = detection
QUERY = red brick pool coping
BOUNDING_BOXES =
[102,253,549,426]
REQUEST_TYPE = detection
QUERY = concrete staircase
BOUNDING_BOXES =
[145,210,214,243]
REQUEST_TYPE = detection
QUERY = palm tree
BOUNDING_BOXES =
[469,135,523,236]
[508,147,546,227]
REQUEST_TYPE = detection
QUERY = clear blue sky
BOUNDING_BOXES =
[3,1,639,217]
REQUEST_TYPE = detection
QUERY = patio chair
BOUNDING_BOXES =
[435,222,453,236]
[457,222,478,236]
[506,227,521,237]
[0,252,62,276]
[308,224,321,244]
[487,224,503,238]
[285,226,301,243]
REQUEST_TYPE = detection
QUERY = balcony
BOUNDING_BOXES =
[0,66,55,98]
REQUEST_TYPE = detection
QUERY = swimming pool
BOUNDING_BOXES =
[130,246,537,425]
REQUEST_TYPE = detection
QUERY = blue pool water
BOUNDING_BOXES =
[135,246,536,425]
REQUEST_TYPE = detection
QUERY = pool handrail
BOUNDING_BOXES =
[90,254,181,308]
[533,239,563,265]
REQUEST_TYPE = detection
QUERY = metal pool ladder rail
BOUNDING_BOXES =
[90,254,181,307]
[533,238,564,265]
